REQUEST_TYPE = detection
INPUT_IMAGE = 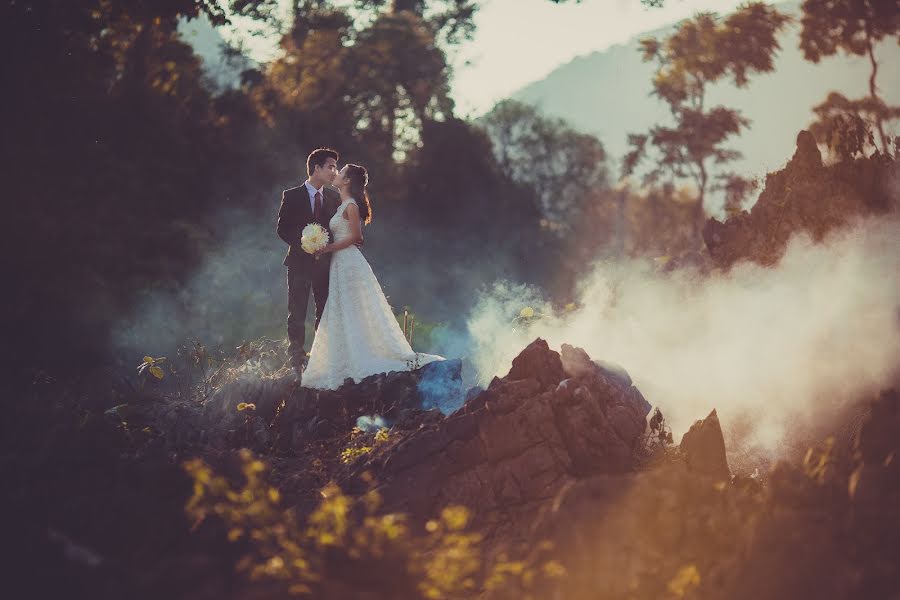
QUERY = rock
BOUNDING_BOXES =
[394,407,444,430]
[507,338,566,389]
[855,388,899,465]
[790,129,823,172]
[680,409,731,481]
[849,388,900,516]
[464,385,484,403]
[703,129,895,269]
[128,357,463,455]
[560,344,636,392]
[346,342,650,545]
[559,344,595,378]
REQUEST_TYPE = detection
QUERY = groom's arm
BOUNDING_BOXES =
[276,190,298,246]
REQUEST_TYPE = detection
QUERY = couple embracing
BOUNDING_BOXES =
[277,148,443,389]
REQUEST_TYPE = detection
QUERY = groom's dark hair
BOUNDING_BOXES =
[307,148,339,176]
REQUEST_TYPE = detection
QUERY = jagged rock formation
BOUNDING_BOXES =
[345,339,652,550]
[513,387,900,600]
[680,409,731,481]
[127,358,464,455]
[703,130,898,269]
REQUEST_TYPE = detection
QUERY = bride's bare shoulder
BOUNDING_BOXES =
[341,201,360,220]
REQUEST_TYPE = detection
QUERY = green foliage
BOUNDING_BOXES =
[799,0,898,63]
[355,0,480,46]
[512,305,548,331]
[667,564,701,597]
[396,306,440,349]
[721,173,760,217]
[341,426,391,464]
[809,93,895,160]
[624,3,791,214]
[800,0,900,153]
[258,1,461,161]
[2,1,283,369]
[340,445,375,464]
[184,450,562,598]
[481,99,608,232]
[374,427,390,443]
[137,355,167,381]
[802,436,838,484]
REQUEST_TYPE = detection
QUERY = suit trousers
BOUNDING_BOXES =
[286,261,329,367]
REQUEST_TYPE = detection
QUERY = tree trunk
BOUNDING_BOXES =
[695,161,707,243]
[866,31,888,153]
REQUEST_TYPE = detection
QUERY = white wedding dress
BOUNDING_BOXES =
[302,198,444,390]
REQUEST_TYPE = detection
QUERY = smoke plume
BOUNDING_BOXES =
[462,216,900,453]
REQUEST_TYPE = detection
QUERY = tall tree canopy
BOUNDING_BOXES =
[799,0,900,154]
[622,2,790,221]
[481,100,608,232]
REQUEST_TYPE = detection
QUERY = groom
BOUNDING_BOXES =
[277,148,342,376]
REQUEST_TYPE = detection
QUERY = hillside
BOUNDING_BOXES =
[512,2,900,181]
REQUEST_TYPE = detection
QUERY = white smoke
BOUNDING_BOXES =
[463,216,900,452]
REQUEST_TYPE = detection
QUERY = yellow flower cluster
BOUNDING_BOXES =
[183,450,565,598]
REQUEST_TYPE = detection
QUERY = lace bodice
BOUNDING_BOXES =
[329,199,358,244]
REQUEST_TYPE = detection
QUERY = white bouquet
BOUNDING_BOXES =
[300,223,329,256]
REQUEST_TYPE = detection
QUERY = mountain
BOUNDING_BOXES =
[512,2,900,181]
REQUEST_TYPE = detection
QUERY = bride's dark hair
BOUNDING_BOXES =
[345,164,372,225]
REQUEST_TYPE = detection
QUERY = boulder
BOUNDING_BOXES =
[346,340,650,545]
[129,358,464,455]
[507,338,566,389]
[703,129,896,269]
[680,409,731,481]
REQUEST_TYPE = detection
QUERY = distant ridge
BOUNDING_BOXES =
[511,1,900,179]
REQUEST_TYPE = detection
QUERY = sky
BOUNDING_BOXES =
[216,0,749,115]
[448,0,746,115]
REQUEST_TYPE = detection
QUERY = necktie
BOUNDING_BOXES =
[314,191,322,221]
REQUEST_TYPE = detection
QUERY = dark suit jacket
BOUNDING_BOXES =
[277,184,341,274]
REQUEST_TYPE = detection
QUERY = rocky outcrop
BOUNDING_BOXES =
[506,337,566,387]
[346,339,652,545]
[680,409,730,481]
[512,386,900,600]
[703,130,897,269]
[14,335,900,600]
[124,358,465,455]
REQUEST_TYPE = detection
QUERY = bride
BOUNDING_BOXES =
[301,163,444,390]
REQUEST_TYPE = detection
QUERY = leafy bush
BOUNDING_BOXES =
[184,450,563,599]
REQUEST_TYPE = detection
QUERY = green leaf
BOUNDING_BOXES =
[149,365,165,379]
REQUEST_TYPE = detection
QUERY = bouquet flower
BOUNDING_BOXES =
[300,223,329,257]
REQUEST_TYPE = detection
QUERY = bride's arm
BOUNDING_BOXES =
[320,204,362,254]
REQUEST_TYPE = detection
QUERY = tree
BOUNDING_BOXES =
[622,3,790,225]
[808,92,898,159]
[358,0,479,46]
[258,0,467,162]
[0,0,280,369]
[481,100,608,232]
[799,0,900,154]
[549,0,665,5]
